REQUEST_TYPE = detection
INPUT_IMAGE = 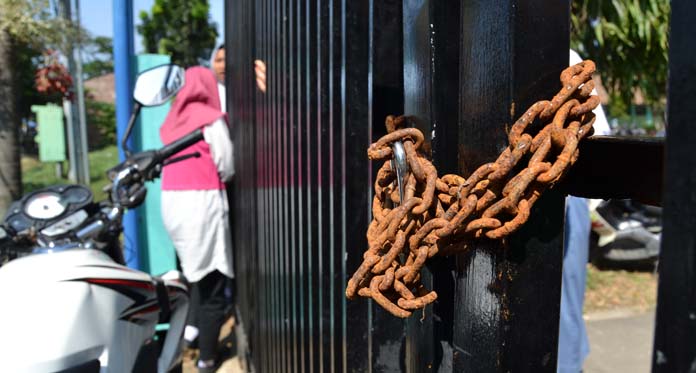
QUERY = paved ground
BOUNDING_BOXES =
[584,309,655,373]
[182,309,656,372]
[182,317,244,373]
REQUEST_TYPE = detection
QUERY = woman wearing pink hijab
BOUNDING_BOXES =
[159,65,234,372]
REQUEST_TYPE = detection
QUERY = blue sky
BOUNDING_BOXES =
[80,0,225,53]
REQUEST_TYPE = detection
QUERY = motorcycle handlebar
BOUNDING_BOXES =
[157,129,204,161]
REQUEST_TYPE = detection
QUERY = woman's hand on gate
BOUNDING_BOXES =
[254,59,267,93]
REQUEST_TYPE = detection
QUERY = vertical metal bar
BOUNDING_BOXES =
[274,0,281,368]
[325,0,337,365]
[338,0,346,366]
[401,0,458,370]
[262,1,272,370]
[317,0,326,366]
[653,0,696,371]
[256,3,266,369]
[343,0,409,372]
[297,0,307,370]
[368,0,375,366]
[282,4,289,360]
[226,0,258,368]
[289,0,299,371]
[360,2,367,369]
[450,1,567,371]
[342,0,374,371]
[306,0,315,369]
[280,0,290,370]
[402,0,434,371]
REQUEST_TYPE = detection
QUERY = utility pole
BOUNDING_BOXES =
[60,0,89,185]
[73,0,90,184]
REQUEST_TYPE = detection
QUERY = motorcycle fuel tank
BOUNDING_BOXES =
[0,249,160,372]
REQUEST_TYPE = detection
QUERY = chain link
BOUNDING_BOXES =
[346,60,600,318]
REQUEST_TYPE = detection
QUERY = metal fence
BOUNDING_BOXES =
[227,0,378,371]
[226,0,696,372]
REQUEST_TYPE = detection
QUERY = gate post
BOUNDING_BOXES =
[403,1,570,371]
[652,0,696,371]
[456,2,569,371]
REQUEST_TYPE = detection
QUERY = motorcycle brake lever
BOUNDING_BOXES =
[144,151,202,181]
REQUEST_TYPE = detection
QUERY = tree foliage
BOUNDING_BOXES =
[12,40,63,119]
[85,100,115,150]
[571,0,670,113]
[137,0,218,67]
[0,0,85,52]
[0,0,89,210]
[82,36,113,79]
[1,0,91,111]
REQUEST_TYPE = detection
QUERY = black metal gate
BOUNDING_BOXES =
[226,1,380,371]
[226,0,696,372]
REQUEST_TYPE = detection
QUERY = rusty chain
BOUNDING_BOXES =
[345,60,601,318]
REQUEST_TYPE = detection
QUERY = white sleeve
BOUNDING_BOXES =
[570,49,611,136]
[203,118,235,182]
[591,103,612,136]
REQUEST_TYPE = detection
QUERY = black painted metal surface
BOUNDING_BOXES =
[225,0,611,372]
[227,1,406,371]
[455,1,567,371]
[561,136,664,206]
[652,0,696,371]
[225,0,256,369]
[401,0,459,371]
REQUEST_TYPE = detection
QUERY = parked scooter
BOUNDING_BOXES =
[589,198,662,268]
[0,64,204,372]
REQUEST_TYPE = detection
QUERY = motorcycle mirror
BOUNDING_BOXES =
[133,64,185,107]
[122,64,184,156]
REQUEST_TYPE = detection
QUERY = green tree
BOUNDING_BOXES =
[0,28,22,215]
[15,41,63,119]
[571,0,670,116]
[137,0,218,67]
[0,0,57,214]
[0,0,83,214]
[85,99,116,150]
[83,36,113,79]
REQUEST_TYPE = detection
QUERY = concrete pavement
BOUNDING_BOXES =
[584,309,655,373]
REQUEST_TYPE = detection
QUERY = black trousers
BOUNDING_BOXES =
[190,270,230,361]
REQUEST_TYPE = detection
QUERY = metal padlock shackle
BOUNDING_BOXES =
[390,141,408,206]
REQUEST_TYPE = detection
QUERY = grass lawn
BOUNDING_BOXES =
[585,263,658,314]
[21,145,119,201]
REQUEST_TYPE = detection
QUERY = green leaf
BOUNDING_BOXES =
[138,0,218,67]
[571,0,669,114]
[595,19,605,46]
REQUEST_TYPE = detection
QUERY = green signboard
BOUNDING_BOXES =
[31,104,66,162]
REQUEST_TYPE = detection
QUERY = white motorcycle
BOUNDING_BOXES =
[589,198,662,268]
[0,64,203,372]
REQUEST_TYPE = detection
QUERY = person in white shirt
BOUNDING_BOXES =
[160,58,234,372]
[557,50,611,373]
